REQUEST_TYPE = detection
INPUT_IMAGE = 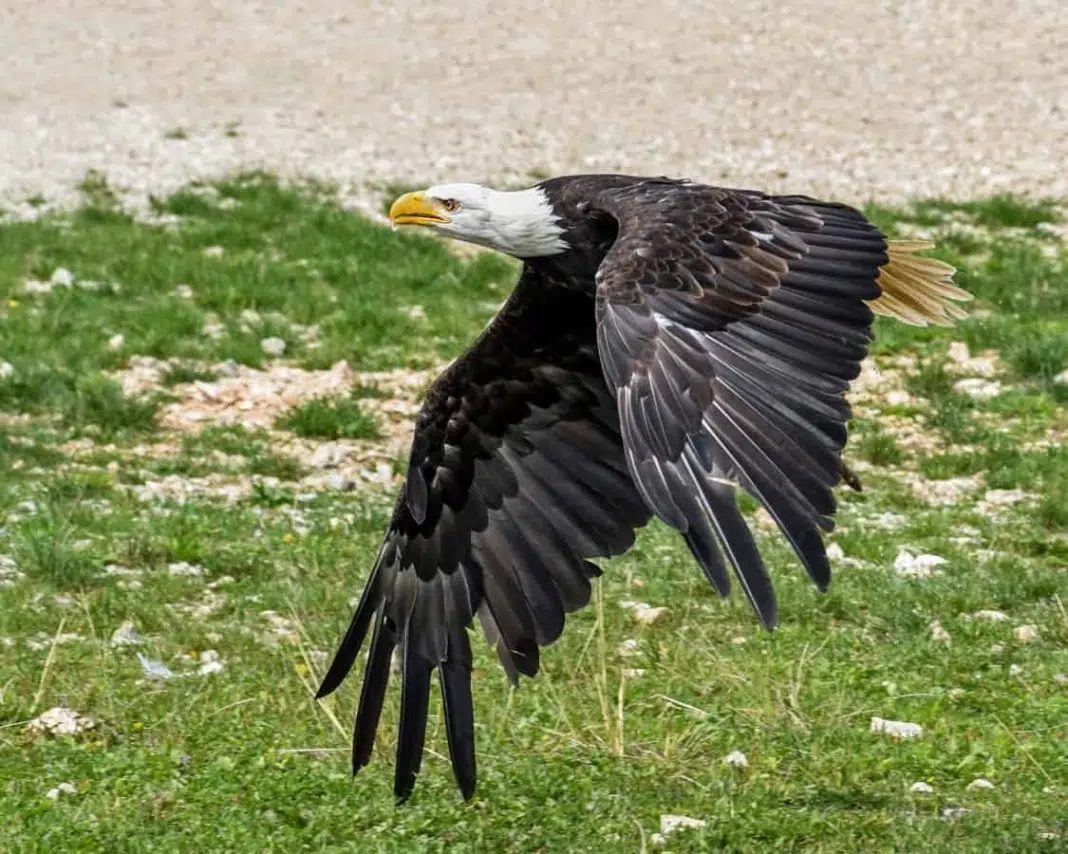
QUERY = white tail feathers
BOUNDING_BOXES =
[870,240,971,327]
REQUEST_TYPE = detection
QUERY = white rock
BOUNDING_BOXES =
[214,358,239,378]
[137,653,176,680]
[978,488,1032,518]
[0,554,23,586]
[167,561,206,577]
[826,543,845,561]
[1055,673,1068,686]
[110,621,143,647]
[46,782,77,800]
[241,308,262,325]
[1009,664,1023,676]
[947,341,970,364]
[942,807,970,821]
[202,245,225,258]
[261,336,287,357]
[325,472,355,491]
[23,278,53,294]
[27,707,96,736]
[1054,368,1068,386]
[50,267,74,287]
[618,638,640,657]
[198,649,224,676]
[175,284,194,299]
[311,442,346,469]
[103,564,142,578]
[870,717,923,739]
[894,550,947,579]
[921,475,983,506]
[953,378,1001,399]
[260,610,300,643]
[107,333,125,350]
[967,610,1009,622]
[1013,624,1038,643]
[982,489,1029,507]
[0,361,14,380]
[620,600,670,625]
[990,643,1005,654]
[930,621,951,643]
[203,317,226,339]
[658,815,707,837]
[910,781,934,794]
[872,511,907,529]
[723,750,749,768]
[967,777,995,791]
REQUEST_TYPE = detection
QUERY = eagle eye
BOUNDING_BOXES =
[441,198,460,213]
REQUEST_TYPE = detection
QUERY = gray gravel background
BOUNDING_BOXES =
[2,1,1066,212]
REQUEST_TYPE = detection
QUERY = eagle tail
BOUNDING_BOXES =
[870,240,971,327]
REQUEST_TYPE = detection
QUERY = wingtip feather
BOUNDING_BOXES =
[871,241,972,327]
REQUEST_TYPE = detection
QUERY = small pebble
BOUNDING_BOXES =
[137,653,176,681]
[1013,624,1038,643]
[198,649,224,676]
[651,814,707,846]
[311,442,346,469]
[167,561,206,577]
[50,267,74,287]
[620,600,669,625]
[110,621,143,647]
[968,610,1009,622]
[953,378,1001,399]
[910,781,934,794]
[617,638,640,657]
[967,777,995,791]
[45,782,77,800]
[27,707,96,736]
[870,717,923,739]
[894,550,946,579]
[325,472,355,491]
[261,336,287,357]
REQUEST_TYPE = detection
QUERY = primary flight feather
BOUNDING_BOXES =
[316,174,970,801]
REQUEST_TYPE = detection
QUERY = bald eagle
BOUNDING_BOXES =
[316,174,970,801]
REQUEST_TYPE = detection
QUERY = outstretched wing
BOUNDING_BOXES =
[593,184,894,629]
[317,267,650,801]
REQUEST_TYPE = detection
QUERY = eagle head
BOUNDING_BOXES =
[388,183,569,259]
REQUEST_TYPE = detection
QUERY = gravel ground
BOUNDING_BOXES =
[2,0,1066,214]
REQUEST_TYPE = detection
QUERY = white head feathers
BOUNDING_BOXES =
[393,183,569,258]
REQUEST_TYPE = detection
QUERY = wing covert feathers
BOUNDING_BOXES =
[871,240,970,326]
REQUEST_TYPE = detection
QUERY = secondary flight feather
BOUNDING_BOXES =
[316,173,970,801]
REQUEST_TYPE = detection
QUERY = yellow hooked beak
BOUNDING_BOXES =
[388,191,451,227]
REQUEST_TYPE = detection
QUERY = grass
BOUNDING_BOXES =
[1,176,1066,852]
[275,395,382,441]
